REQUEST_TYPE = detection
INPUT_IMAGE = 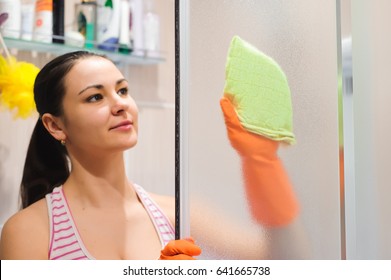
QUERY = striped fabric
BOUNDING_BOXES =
[46,185,175,260]
[133,184,175,246]
[46,187,91,260]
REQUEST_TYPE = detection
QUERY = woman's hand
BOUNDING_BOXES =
[159,237,202,260]
[220,97,299,227]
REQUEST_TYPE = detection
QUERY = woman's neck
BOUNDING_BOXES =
[63,151,136,208]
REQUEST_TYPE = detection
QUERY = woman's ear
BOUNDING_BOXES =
[41,113,66,142]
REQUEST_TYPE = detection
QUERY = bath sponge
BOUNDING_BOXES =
[0,55,40,118]
[224,36,295,144]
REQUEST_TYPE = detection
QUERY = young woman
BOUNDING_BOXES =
[0,51,305,260]
[0,51,201,260]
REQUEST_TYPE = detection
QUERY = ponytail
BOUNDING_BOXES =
[20,119,69,208]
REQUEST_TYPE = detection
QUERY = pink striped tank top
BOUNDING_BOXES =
[45,184,175,260]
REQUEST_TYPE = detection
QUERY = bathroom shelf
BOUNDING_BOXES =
[4,37,164,65]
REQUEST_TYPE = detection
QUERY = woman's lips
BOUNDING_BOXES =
[110,120,133,131]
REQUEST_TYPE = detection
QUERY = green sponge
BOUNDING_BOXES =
[223,36,296,144]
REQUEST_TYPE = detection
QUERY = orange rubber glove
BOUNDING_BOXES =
[220,97,299,227]
[159,238,202,260]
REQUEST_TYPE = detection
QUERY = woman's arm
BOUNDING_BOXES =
[190,198,269,259]
[151,165,309,259]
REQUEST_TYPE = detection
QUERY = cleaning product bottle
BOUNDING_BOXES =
[96,0,120,51]
[33,0,53,43]
[118,0,131,54]
[0,0,21,39]
[52,0,64,44]
[21,0,35,41]
[143,0,159,57]
[130,0,143,56]
[75,0,97,49]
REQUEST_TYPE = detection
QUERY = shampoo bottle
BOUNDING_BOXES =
[97,0,120,51]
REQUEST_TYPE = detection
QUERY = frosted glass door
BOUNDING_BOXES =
[180,0,341,259]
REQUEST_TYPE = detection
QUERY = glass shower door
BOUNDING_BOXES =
[179,0,342,259]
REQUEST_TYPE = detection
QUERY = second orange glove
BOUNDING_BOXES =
[159,238,202,260]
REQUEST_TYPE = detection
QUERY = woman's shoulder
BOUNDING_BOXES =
[0,198,49,259]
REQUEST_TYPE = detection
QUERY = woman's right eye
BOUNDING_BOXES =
[86,94,103,103]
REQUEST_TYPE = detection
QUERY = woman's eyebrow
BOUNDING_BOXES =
[78,84,104,95]
[78,79,128,95]
[116,78,128,85]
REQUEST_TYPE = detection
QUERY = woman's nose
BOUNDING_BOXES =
[110,94,129,115]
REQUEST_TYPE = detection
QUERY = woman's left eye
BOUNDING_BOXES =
[118,87,129,96]
[86,94,103,102]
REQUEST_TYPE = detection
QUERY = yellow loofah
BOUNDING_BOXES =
[0,55,40,118]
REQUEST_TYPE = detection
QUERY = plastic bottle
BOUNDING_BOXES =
[96,0,120,51]
[118,0,131,54]
[130,0,143,56]
[21,0,35,41]
[143,0,159,57]
[0,0,21,39]
[75,0,97,49]
[33,0,53,43]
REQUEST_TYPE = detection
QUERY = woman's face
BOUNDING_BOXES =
[60,56,138,155]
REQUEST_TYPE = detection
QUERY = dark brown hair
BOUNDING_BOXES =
[20,51,106,208]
